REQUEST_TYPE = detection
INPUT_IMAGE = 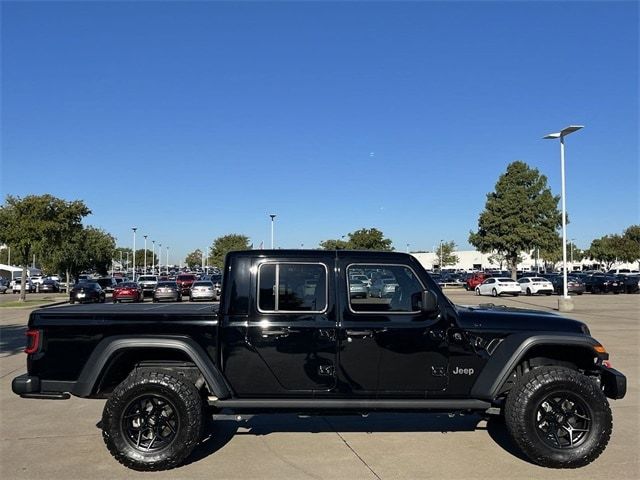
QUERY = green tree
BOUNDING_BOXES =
[584,235,622,270]
[621,225,640,267]
[347,228,393,251]
[185,249,203,268]
[0,194,90,300]
[319,239,349,250]
[435,241,459,269]
[469,161,562,279]
[208,234,251,269]
[320,228,394,251]
[132,249,156,269]
[42,227,115,284]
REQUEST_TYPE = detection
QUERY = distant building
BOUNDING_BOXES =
[410,251,637,273]
[0,264,42,281]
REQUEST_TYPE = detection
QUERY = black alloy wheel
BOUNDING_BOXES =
[102,370,203,471]
[122,394,179,452]
[534,393,592,450]
[505,366,612,468]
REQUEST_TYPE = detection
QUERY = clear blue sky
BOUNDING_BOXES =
[2,1,638,263]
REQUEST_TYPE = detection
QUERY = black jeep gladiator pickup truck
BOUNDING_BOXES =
[13,250,626,471]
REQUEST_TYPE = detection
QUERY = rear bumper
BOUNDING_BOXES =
[12,374,71,399]
[599,367,627,399]
[12,374,40,395]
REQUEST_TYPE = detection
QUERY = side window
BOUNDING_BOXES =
[258,263,327,312]
[348,264,423,313]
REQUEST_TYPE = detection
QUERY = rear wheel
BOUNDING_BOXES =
[102,370,203,471]
[504,366,612,468]
[526,288,532,296]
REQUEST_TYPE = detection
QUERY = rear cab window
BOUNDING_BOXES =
[258,263,327,313]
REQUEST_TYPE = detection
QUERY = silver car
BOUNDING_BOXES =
[152,281,182,302]
[349,279,368,299]
[369,278,398,298]
[189,281,216,302]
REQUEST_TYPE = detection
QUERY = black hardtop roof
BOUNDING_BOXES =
[226,250,414,261]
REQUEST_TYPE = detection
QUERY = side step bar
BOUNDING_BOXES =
[210,398,491,410]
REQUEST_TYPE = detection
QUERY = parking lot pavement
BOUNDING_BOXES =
[1,293,638,479]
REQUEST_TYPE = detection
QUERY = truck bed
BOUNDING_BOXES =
[43,302,219,315]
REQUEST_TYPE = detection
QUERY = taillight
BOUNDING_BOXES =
[25,329,40,354]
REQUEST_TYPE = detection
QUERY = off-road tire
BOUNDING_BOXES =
[504,366,612,468]
[102,370,203,471]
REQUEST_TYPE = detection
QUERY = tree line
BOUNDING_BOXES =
[2,178,638,301]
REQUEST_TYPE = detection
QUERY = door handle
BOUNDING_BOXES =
[260,328,290,338]
[346,329,373,337]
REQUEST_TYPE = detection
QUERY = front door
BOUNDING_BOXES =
[338,261,450,396]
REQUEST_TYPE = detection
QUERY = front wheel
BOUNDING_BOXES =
[492,288,498,297]
[504,366,612,468]
[101,370,203,471]
[526,288,532,296]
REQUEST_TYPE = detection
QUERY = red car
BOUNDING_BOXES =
[465,273,492,291]
[176,274,197,295]
[112,282,143,303]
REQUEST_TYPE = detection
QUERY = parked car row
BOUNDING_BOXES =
[67,279,222,304]
[465,270,638,296]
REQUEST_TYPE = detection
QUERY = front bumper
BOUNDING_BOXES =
[599,366,627,399]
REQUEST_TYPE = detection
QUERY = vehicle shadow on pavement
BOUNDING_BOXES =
[185,412,531,466]
[0,323,27,357]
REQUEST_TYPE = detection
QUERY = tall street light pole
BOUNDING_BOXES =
[143,235,148,273]
[166,246,169,274]
[158,243,162,275]
[544,125,583,312]
[151,240,155,275]
[132,227,137,280]
[440,239,444,271]
[270,214,276,249]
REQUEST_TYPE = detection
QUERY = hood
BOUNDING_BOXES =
[456,304,588,334]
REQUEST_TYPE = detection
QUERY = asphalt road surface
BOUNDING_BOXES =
[1,290,638,479]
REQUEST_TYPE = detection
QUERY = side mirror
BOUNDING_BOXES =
[421,290,439,315]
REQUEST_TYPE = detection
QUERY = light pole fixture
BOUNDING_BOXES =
[143,235,148,273]
[440,239,444,271]
[269,214,276,249]
[151,240,155,274]
[158,243,162,275]
[544,125,583,307]
[166,246,169,274]
[132,227,137,279]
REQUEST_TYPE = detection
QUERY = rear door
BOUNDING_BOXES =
[242,258,338,393]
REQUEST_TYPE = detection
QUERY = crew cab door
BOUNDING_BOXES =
[338,260,450,395]
[242,259,337,393]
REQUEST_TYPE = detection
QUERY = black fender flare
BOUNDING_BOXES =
[470,333,601,401]
[72,335,231,399]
